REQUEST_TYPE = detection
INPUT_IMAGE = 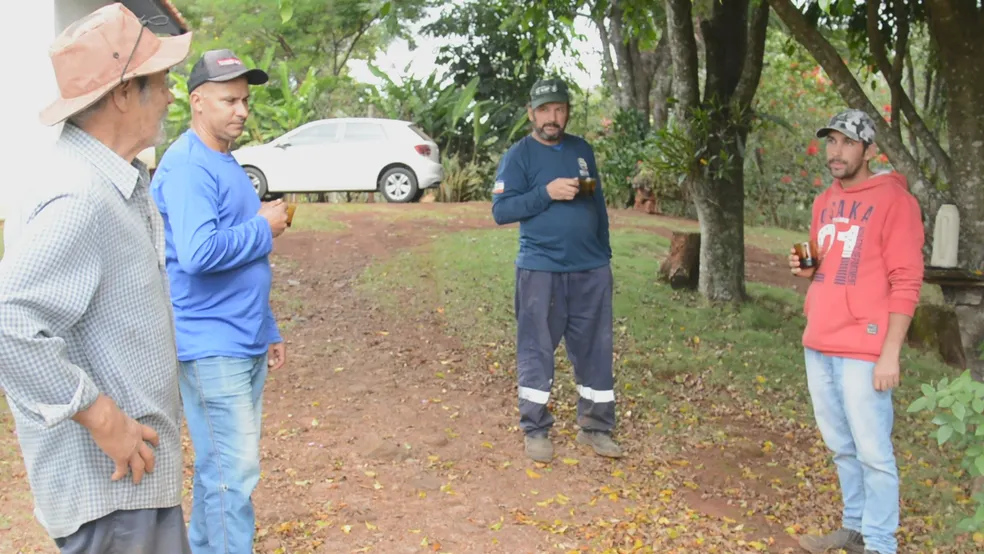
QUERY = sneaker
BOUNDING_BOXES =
[576,430,624,458]
[798,528,864,553]
[524,435,553,462]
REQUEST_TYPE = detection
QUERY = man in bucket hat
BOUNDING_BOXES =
[0,4,192,553]
[151,48,284,554]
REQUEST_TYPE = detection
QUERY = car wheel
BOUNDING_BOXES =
[379,167,418,203]
[244,166,268,198]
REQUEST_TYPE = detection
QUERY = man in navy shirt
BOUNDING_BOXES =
[492,77,622,463]
[150,49,286,554]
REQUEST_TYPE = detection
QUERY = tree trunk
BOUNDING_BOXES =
[608,3,665,117]
[925,0,984,379]
[651,64,672,129]
[608,3,635,111]
[691,134,748,302]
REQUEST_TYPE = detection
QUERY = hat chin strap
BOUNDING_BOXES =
[118,14,171,84]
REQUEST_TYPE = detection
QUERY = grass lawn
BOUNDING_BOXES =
[360,226,973,550]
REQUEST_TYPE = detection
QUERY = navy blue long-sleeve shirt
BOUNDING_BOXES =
[150,130,281,362]
[491,134,611,272]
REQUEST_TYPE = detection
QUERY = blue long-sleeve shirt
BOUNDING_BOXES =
[150,130,281,362]
[492,134,611,272]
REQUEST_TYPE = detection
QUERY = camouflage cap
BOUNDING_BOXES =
[816,109,876,143]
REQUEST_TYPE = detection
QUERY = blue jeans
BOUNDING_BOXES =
[179,355,267,554]
[804,348,898,554]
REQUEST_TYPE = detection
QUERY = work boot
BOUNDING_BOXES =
[576,430,624,458]
[524,435,553,463]
[798,528,864,553]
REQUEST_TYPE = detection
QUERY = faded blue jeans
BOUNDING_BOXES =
[804,348,899,554]
[179,355,268,554]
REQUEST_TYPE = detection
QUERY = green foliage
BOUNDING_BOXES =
[361,66,517,163]
[180,0,430,77]
[434,154,498,203]
[423,1,550,130]
[908,368,984,533]
[593,109,652,209]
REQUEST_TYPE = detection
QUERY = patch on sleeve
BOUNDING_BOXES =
[492,180,505,194]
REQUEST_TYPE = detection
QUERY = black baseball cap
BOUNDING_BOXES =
[187,49,269,93]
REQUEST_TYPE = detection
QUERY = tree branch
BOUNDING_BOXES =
[664,0,700,114]
[905,50,921,161]
[768,0,945,211]
[734,0,770,109]
[864,0,903,141]
[701,0,747,102]
[593,12,619,91]
[865,0,952,181]
[889,0,908,138]
[336,20,372,76]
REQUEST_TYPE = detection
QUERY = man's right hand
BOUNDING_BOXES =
[258,199,288,237]
[546,178,580,201]
[789,247,816,279]
[73,395,159,484]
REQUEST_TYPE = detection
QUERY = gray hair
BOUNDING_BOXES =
[68,75,151,127]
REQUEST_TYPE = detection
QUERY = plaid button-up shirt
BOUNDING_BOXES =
[0,124,183,539]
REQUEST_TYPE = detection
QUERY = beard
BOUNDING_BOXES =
[534,122,564,141]
[827,158,862,180]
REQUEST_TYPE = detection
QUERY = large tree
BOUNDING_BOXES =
[768,0,984,378]
[659,0,770,301]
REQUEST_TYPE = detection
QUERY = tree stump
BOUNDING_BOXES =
[907,303,966,368]
[633,185,658,214]
[659,232,701,290]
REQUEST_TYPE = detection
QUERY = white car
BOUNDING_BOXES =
[232,117,444,203]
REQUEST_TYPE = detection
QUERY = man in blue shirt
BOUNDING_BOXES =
[150,49,286,554]
[492,77,622,463]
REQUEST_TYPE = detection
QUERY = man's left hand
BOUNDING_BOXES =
[873,354,900,391]
[268,342,286,371]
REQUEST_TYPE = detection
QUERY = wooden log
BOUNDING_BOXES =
[659,232,701,290]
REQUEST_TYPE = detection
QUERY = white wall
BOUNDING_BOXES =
[1,1,112,220]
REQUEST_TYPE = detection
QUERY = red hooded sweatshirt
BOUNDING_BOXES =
[802,171,925,362]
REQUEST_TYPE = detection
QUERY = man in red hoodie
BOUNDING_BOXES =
[790,109,924,554]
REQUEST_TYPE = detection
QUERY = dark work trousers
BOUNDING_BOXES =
[54,506,191,554]
[514,265,616,437]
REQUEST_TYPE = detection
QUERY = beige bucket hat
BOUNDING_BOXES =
[40,3,193,126]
